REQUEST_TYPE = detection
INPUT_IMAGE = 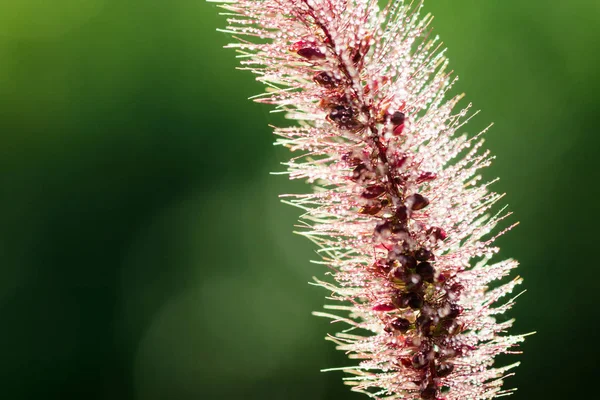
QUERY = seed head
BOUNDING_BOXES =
[214,0,528,398]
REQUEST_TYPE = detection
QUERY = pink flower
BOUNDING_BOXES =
[214,1,527,398]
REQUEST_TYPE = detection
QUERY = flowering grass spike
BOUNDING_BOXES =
[213,1,527,398]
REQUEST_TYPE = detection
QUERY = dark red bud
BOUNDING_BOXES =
[391,266,407,281]
[352,164,375,182]
[341,152,363,166]
[351,48,362,64]
[441,319,461,335]
[415,248,434,261]
[361,41,371,56]
[417,172,437,183]
[372,303,396,312]
[400,358,412,368]
[329,105,359,129]
[297,47,326,60]
[435,362,454,378]
[416,262,435,283]
[393,155,408,169]
[405,273,423,290]
[450,283,464,294]
[447,304,462,319]
[395,205,409,222]
[437,303,452,318]
[359,203,383,215]
[437,346,457,359]
[387,246,410,262]
[362,185,386,199]
[404,292,423,309]
[377,142,388,154]
[390,111,405,125]
[407,193,429,211]
[411,352,429,369]
[390,317,411,333]
[390,222,407,235]
[428,226,448,241]
[373,259,392,274]
[375,221,392,236]
[313,71,339,88]
[391,292,408,308]
[420,383,438,400]
[397,254,417,270]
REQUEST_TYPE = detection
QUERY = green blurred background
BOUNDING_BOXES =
[0,1,597,399]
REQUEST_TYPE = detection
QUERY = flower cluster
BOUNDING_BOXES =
[214,0,526,399]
